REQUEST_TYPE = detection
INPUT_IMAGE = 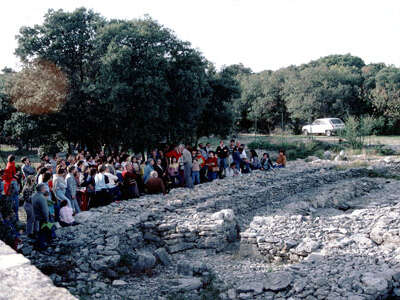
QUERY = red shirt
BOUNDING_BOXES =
[122,170,138,185]
[165,150,181,161]
[196,155,206,168]
[206,157,218,171]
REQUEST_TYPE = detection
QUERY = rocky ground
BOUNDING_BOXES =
[18,155,400,299]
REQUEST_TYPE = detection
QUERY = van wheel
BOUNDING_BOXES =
[325,130,332,136]
[303,130,309,136]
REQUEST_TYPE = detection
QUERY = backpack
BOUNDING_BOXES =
[104,175,109,184]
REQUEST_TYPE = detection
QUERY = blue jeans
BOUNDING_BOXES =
[218,158,228,170]
[70,198,81,213]
[11,181,19,222]
[234,160,241,170]
[55,190,72,208]
[54,202,60,222]
[208,171,217,181]
[192,171,200,185]
[23,202,37,235]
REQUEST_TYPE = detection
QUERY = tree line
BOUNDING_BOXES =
[233,54,400,135]
[1,8,400,154]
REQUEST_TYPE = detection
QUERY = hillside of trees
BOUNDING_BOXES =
[1,7,400,153]
[234,55,400,135]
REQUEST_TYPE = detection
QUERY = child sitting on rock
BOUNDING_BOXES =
[261,153,274,170]
[226,162,241,177]
[275,149,287,168]
[59,200,79,227]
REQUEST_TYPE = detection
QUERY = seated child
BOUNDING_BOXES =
[275,149,287,168]
[59,200,79,227]
[226,162,241,177]
[241,158,252,174]
[261,153,274,170]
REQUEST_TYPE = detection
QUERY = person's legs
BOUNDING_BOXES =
[184,164,193,188]
[11,181,19,222]
[193,171,200,185]
[223,158,228,176]
[54,202,60,222]
[71,198,81,213]
[24,202,34,236]
[59,220,71,227]
[200,167,207,183]
[208,171,217,181]
[235,161,240,171]
[36,221,48,250]
[56,190,72,208]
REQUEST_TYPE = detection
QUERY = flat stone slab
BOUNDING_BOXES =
[0,240,76,300]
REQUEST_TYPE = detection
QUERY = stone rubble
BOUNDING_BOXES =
[16,158,400,299]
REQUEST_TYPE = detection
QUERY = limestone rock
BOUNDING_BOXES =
[264,271,292,291]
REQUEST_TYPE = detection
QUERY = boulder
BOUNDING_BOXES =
[154,248,172,266]
[131,251,156,273]
[264,271,293,291]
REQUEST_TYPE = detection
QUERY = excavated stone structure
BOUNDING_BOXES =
[16,158,400,299]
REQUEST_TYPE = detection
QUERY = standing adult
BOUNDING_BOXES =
[2,155,19,221]
[32,183,50,250]
[66,166,80,214]
[21,157,36,178]
[22,175,37,238]
[53,167,71,208]
[179,144,193,188]
[216,140,229,178]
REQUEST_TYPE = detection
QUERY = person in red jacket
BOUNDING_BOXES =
[2,155,20,221]
[205,151,218,181]
[3,155,16,195]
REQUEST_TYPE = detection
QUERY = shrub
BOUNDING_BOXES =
[248,139,341,160]
[338,116,378,149]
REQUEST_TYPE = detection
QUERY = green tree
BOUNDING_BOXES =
[96,18,211,150]
[15,7,107,151]
[248,69,291,133]
[284,64,365,130]
[196,66,241,139]
[370,67,400,133]
[3,112,41,150]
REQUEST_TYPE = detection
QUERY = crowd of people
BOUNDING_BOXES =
[0,139,287,251]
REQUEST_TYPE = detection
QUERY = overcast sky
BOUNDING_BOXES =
[1,0,400,72]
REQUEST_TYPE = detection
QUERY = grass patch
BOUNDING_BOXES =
[248,138,344,161]
[333,161,370,171]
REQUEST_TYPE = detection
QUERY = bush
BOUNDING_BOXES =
[373,145,397,156]
[338,116,377,149]
[248,139,342,160]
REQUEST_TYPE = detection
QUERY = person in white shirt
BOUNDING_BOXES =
[104,167,118,188]
[239,144,247,159]
[105,166,121,201]
[226,162,241,177]
[93,165,112,207]
[94,165,107,191]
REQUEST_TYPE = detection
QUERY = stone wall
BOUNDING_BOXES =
[14,159,400,299]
